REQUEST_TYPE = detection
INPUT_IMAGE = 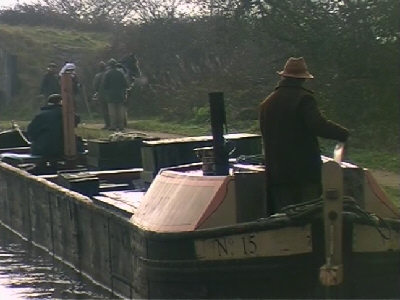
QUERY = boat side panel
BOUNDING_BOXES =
[28,182,53,250]
[50,194,81,267]
[0,172,10,224]
[142,217,400,298]
[0,171,32,240]
[347,252,400,298]
[142,223,317,298]
[144,254,317,299]
[77,204,112,288]
[195,225,312,260]
[7,175,30,238]
[109,218,135,297]
[0,162,150,299]
[353,223,400,252]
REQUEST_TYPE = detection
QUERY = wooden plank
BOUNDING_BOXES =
[61,73,77,163]
[0,146,30,154]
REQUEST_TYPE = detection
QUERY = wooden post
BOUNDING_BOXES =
[319,161,344,287]
[61,73,77,167]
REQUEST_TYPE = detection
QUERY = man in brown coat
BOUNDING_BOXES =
[259,57,349,214]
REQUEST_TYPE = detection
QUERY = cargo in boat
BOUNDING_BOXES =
[0,90,398,298]
[0,129,398,299]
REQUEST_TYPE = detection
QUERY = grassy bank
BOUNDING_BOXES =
[125,119,400,174]
[1,118,398,205]
[1,118,398,173]
[0,24,110,117]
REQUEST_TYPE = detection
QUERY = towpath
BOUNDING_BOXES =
[369,169,399,190]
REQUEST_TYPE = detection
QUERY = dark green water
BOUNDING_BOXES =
[0,224,113,299]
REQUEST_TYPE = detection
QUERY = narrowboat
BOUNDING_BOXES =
[0,93,398,299]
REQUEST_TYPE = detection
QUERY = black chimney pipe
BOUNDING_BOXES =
[209,92,229,175]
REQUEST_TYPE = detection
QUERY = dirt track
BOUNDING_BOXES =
[369,169,399,189]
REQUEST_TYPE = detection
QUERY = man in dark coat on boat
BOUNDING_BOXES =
[27,94,64,158]
[40,63,60,100]
[27,94,82,158]
[259,57,349,215]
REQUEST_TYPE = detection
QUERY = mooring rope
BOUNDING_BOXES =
[280,196,393,240]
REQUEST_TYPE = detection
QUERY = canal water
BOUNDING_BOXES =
[0,224,113,299]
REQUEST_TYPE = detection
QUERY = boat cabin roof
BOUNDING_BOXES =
[143,133,260,146]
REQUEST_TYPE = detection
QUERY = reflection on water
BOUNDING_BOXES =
[0,224,112,299]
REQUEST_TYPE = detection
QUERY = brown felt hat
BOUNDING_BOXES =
[277,57,314,79]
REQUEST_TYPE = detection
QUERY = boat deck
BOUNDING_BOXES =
[93,190,144,218]
[88,158,357,221]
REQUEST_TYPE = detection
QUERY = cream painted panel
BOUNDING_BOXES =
[353,224,400,252]
[198,180,237,229]
[195,225,312,260]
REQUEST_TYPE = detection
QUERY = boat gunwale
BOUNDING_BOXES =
[0,161,138,224]
[1,161,399,242]
[137,212,400,241]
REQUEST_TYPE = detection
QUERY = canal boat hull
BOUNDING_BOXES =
[0,159,399,299]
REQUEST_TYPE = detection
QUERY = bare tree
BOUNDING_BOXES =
[37,0,135,24]
[34,0,204,24]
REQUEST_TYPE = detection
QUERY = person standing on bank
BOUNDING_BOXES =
[59,62,81,96]
[259,57,349,215]
[102,58,128,131]
[92,61,109,129]
[40,63,60,100]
